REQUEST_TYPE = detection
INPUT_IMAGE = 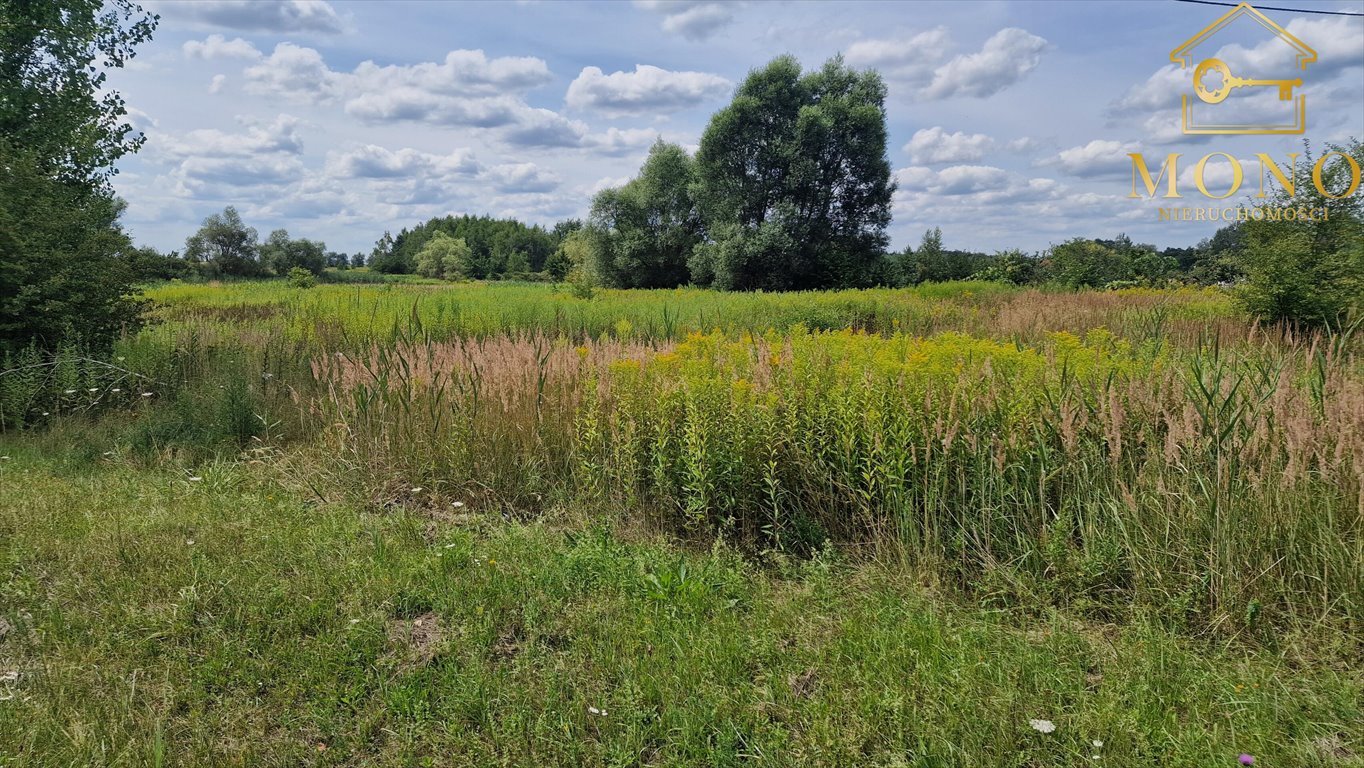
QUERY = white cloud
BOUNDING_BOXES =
[923,28,1048,99]
[159,0,346,34]
[1049,139,1140,178]
[634,1,738,41]
[156,115,305,160]
[903,127,995,164]
[350,50,553,97]
[582,127,661,156]
[566,65,731,116]
[326,145,481,179]
[209,74,228,94]
[244,43,342,102]
[241,44,579,147]
[845,27,950,82]
[173,156,306,194]
[183,35,261,60]
[482,163,561,193]
[895,164,1061,201]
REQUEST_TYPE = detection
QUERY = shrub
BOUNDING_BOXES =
[286,266,316,289]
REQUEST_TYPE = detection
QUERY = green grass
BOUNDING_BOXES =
[1,447,1360,767]
[138,280,1236,347]
[2,281,1359,765]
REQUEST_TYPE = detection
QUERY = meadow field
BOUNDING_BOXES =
[1,280,1361,766]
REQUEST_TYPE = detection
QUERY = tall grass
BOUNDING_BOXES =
[141,280,1240,347]
[9,281,1359,644]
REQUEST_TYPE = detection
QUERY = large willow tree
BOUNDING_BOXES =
[690,55,896,291]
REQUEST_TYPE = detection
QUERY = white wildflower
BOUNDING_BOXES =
[186,539,195,546]
[88,388,98,393]
[1093,740,1103,748]
[64,389,77,395]
[587,706,608,717]
[410,487,423,493]
[188,476,203,482]
[452,501,465,508]
[1029,719,1057,734]
[111,388,121,393]
[141,392,154,397]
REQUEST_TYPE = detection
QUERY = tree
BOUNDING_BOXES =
[893,227,945,286]
[1046,238,1131,289]
[692,55,895,290]
[1188,223,1246,285]
[184,206,263,277]
[970,249,1038,285]
[0,0,158,353]
[369,230,411,274]
[414,232,472,280]
[260,228,326,276]
[120,245,192,282]
[588,140,702,289]
[1237,140,1363,329]
[0,156,144,351]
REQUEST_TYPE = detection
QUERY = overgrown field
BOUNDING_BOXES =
[2,280,1361,765]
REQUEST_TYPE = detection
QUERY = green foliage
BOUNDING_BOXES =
[414,231,472,280]
[894,227,990,286]
[0,152,145,352]
[120,245,193,282]
[0,0,157,353]
[368,231,408,274]
[183,206,264,277]
[388,215,556,278]
[970,249,1038,285]
[0,0,156,187]
[588,140,702,289]
[261,228,326,276]
[285,266,316,289]
[1237,140,1364,329]
[693,55,895,290]
[1046,238,1131,289]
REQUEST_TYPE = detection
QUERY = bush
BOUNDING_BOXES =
[286,266,316,289]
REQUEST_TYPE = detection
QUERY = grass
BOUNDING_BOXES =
[1,448,1359,766]
[2,279,1361,765]
[138,280,1238,347]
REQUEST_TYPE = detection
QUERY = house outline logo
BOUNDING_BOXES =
[1171,2,1317,135]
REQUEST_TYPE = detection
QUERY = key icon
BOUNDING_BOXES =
[1193,58,1302,104]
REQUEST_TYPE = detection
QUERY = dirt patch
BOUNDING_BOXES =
[387,612,445,666]
[491,629,523,662]
[1309,734,1357,763]
[788,668,818,699]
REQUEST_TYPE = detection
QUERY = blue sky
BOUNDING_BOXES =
[113,0,1364,257]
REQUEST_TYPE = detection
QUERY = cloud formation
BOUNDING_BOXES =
[846,27,1047,100]
[183,34,261,60]
[924,28,1048,99]
[634,1,739,40]
[161,0,346,34]
[566,65,732,116]
[903,127,995,164]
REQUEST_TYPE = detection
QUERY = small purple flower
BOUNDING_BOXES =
[1238,755,1254,766]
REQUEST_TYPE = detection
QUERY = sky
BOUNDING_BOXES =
[111,0,1364,257]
